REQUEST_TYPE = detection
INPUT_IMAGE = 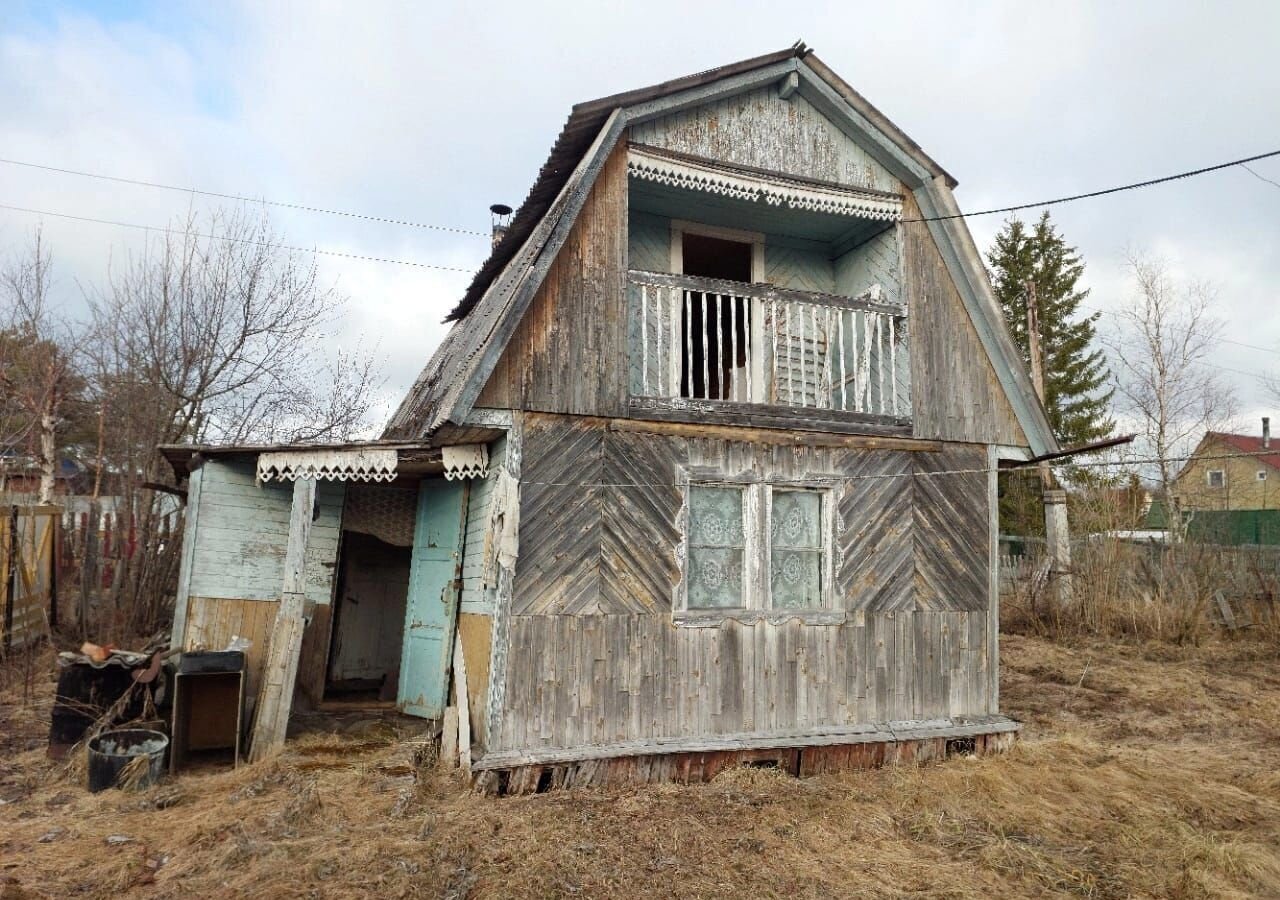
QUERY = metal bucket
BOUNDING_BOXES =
[86,728,169,793]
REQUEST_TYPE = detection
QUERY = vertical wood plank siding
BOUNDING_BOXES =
[476,143,628,416]
[901,192,1026,446]
[459,437,507,615]
[493,413,993,752]
[629,86,899,194]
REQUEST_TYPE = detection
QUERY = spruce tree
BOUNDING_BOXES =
[987,212,1114,447]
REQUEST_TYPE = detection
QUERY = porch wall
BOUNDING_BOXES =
[176,458,345,705]
[490,412,995,755]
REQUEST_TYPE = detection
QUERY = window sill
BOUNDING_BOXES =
[673,609,847,627]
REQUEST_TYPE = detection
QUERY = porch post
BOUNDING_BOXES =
[250,476,316,760]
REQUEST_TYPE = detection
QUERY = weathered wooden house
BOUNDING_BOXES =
[164,44,1059,790]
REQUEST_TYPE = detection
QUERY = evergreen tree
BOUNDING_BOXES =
[987,212,1114,447]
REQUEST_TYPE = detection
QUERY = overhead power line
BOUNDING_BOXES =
[0,201,478,273]
[0,157,490,237]
[906,148,1280,223]
[1243,164,1280,190]
[516,448,1280,489]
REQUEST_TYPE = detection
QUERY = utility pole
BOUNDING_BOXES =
[1025,278,1073,606]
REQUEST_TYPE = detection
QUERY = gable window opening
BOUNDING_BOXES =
[680,232,752,402]
[1207,469,1226,489]
[1258,470,1268,482]
[685,481,830,613]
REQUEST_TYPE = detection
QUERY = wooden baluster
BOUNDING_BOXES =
[875,314,886,414]
[771,299,780,405]
[797,302,807,407]
[888,315,898,415]
[655,286,665,395]
[728,293,738,402]
[838,308,848,412]
[700,292,710,400]
[715,293,725,400]
[684,291,693,399]
[860,310,872,412]
[641,283,649,396]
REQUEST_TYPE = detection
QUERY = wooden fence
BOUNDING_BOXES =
[0,505,59,651]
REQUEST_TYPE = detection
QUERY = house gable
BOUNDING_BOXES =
[387,48,1056,454]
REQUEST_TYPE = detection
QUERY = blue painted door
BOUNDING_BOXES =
[398,478,468,718]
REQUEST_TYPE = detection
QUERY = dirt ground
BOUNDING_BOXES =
[2,632,1278,899]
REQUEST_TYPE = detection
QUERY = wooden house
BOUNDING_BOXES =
[163,44,1058,790]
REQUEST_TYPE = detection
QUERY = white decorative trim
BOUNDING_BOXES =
[257,448,398,483]
[442,444,490,480]
[628,146,902,222]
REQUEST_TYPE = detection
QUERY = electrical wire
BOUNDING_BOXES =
[903,148,1280,223]
[514,448,1280,488]
[0,157,490,237]
[0,202,478,273]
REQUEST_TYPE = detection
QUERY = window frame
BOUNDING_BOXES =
[1207,469,1226,489]
[676,467,836,624]
[1258,470,1268,482]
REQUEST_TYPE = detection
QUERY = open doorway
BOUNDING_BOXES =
[680,231,752,400]
[325,483,418,704]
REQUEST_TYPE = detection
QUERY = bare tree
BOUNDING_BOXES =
[0,229,88,503]
[82,209,382,631]
[1106,251,1237,539]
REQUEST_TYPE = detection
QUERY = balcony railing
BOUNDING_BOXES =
[628,270,911,423]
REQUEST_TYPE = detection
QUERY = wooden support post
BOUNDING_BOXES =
[1025,279,1072,606]
[249,477,316,761]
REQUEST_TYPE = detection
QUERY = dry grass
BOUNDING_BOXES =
[2,632,1279,899]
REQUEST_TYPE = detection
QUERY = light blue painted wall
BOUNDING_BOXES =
[187,458,344,606]
[764,243,834,293]
[628,211,670,273]
[459,437,506,615]
[834,227,902,304]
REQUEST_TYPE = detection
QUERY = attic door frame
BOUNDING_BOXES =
[669,219,766,402]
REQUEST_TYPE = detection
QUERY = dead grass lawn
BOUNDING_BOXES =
[2,632,1278,899]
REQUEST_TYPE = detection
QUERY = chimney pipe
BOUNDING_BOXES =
[1264,417,1272,450]
[489,203,513,250]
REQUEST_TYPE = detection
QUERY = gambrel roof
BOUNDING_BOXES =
[386,43,1059,456]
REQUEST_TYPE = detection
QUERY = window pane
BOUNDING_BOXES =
[771,549,822,608]
[771,490,821,548]
[688,547,745,608]
[689,486,744,547]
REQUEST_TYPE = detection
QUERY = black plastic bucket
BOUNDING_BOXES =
[87,728,168,793]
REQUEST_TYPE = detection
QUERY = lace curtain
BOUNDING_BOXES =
[687,486,745,609]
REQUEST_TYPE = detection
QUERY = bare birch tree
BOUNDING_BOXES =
[0,229,88,503]
[1106,251,1236,539]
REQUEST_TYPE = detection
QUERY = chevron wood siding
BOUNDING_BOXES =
[511,417,605,615]
[914,445,989,612]
[834,226,902,300]
[496,413,994,753]
[764,244,835,294]
[627,212,670,273]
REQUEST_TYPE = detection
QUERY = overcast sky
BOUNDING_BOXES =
[2,0,1278,434]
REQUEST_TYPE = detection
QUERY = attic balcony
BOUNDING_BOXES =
[627,269,911,433]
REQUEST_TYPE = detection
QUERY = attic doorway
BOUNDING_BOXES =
[679,230,755,401]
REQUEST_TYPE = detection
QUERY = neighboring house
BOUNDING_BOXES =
[0,453,92,498]
[163,44,1059,790]
[1172,424,1279,513]
[1162,421,1280,545]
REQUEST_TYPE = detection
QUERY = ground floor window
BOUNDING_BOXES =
[683,480,831,613]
